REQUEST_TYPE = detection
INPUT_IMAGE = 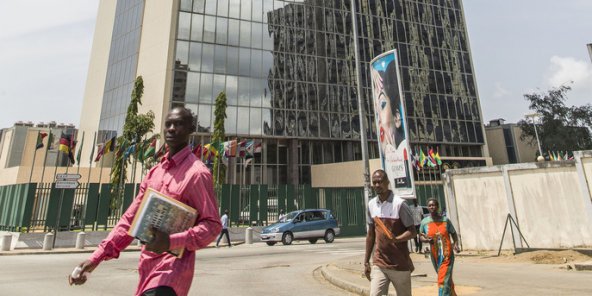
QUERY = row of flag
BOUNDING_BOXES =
[35,131,78,164]
[410,147,442,170]
[547,151,574,161]
[191,139,262,163]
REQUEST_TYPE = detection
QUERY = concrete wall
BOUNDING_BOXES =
[485,127,509,165]
[444,151,592,250]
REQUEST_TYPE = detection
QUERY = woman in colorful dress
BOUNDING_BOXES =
[420,198,461,296]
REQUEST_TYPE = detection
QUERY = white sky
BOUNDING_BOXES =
[0,0,590,129]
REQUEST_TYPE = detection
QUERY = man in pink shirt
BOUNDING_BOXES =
[69,107,222,296]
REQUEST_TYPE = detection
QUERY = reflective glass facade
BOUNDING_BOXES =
[97,0,486,185]
[98,0,144,140]
[171,0,485,184]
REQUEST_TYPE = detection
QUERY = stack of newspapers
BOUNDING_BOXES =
[129,188,197,258]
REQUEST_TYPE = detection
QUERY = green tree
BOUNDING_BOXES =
[518,85,592,154]
[110,76,156,208]
[212,91,227,188]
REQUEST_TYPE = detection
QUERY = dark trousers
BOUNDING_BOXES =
[216,228,231,247]
[142,286,177,296]
[414,225,422,252]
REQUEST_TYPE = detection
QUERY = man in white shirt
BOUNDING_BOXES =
[364,169,416,296]
[216,209,231,247]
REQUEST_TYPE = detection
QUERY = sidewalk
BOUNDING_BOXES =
[319,251,592,296]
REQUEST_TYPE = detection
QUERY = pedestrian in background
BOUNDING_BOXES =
[364,169,416,296]
[420,198,461,296]
[68,107,222,296]
[216,209,232,247]
[410,199,423,253]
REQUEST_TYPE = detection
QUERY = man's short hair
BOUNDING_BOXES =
[171,106,196,132]
[372,169,388,182]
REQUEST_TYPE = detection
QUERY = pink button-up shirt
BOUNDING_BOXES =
[89,146,222,296]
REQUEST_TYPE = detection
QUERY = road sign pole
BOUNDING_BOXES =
[53,188,65,249]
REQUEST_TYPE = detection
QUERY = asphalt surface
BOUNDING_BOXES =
[2,238,592,295]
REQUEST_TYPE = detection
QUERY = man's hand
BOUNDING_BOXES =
[68,260,97,286]
[145,226,170,254]
[364,263,371,281]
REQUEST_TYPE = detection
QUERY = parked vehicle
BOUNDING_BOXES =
[260,209,340,246]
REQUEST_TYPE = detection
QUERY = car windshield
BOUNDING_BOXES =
[283,211,300,222]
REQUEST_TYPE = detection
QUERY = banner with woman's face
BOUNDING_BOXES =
[370,50,415,198]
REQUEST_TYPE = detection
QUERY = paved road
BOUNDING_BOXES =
[1,237,591,295]
[0,238,365,296]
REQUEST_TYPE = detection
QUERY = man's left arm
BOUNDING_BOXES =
[394,203,417,242]
[168,170,222,252]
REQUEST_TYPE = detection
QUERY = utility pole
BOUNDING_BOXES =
[525,113,544,161]
[350,0,372,219]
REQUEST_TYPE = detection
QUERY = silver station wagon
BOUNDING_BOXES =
[260,209,340,246]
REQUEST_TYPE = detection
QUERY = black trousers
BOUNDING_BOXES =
[414,225,422,252]
[216,228,231,246]
[142,286,177,296]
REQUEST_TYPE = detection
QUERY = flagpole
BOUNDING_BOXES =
[76,131,85,175]
[350,0,371,219]
[39,129,52,185]
[28,131,40,184]
[87,132,97,185]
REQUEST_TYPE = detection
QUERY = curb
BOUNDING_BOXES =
[320,264,369,296]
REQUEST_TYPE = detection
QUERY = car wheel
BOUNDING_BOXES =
[324,229,335,243]
[308,238,318,244]
[266,242,276,246]
[282,232,293,245]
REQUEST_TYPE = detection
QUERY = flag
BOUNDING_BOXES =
[244,140,255,158]
[556,151,563,161]
[564,151,570,160]
[203,142,220,160]
[244,157,253,168]
[223,140,238,158]
[238,140,248,157]
[94,136,115,162]
[553,151,559,161]
[35,132,48,150]
[89,134,96,164]
[253,142,262,153]
[58,134,71,154]
[155,143,167,160]
[434,150,442,165]
[75,132,84,165]
[143,138,157,160]
[419,148,426,168]
[192,144,202,159]
[124,144,136,160]
[547,151,554,161]
[69,140,77,164]
[46,131,54,150]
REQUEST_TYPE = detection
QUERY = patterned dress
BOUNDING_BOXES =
[420,215,457,296]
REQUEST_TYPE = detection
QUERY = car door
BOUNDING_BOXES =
[305,210,327,238]
[290,212,309,239]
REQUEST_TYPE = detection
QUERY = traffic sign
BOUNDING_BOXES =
[56,180,79,189]
[55,174,82,181]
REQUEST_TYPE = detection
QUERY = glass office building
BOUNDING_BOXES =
[88,0,486,185]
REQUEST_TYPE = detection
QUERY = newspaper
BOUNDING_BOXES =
[129,188,198,258]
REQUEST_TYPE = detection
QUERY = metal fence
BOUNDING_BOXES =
[1,182,444,237]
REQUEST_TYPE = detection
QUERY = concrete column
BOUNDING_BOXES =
[573,151,592,227]
[245,227,253,244]
[442,173,462,247]
[1,234,12,251]
[75,232,86,249]
[43,233,54,251]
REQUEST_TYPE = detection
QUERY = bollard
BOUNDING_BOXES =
[43,233,54,251]
[245,227,253,244]
[1,234,12,251]
[75,232,86,249]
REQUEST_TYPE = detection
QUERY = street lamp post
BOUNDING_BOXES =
[525,113,544,160]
